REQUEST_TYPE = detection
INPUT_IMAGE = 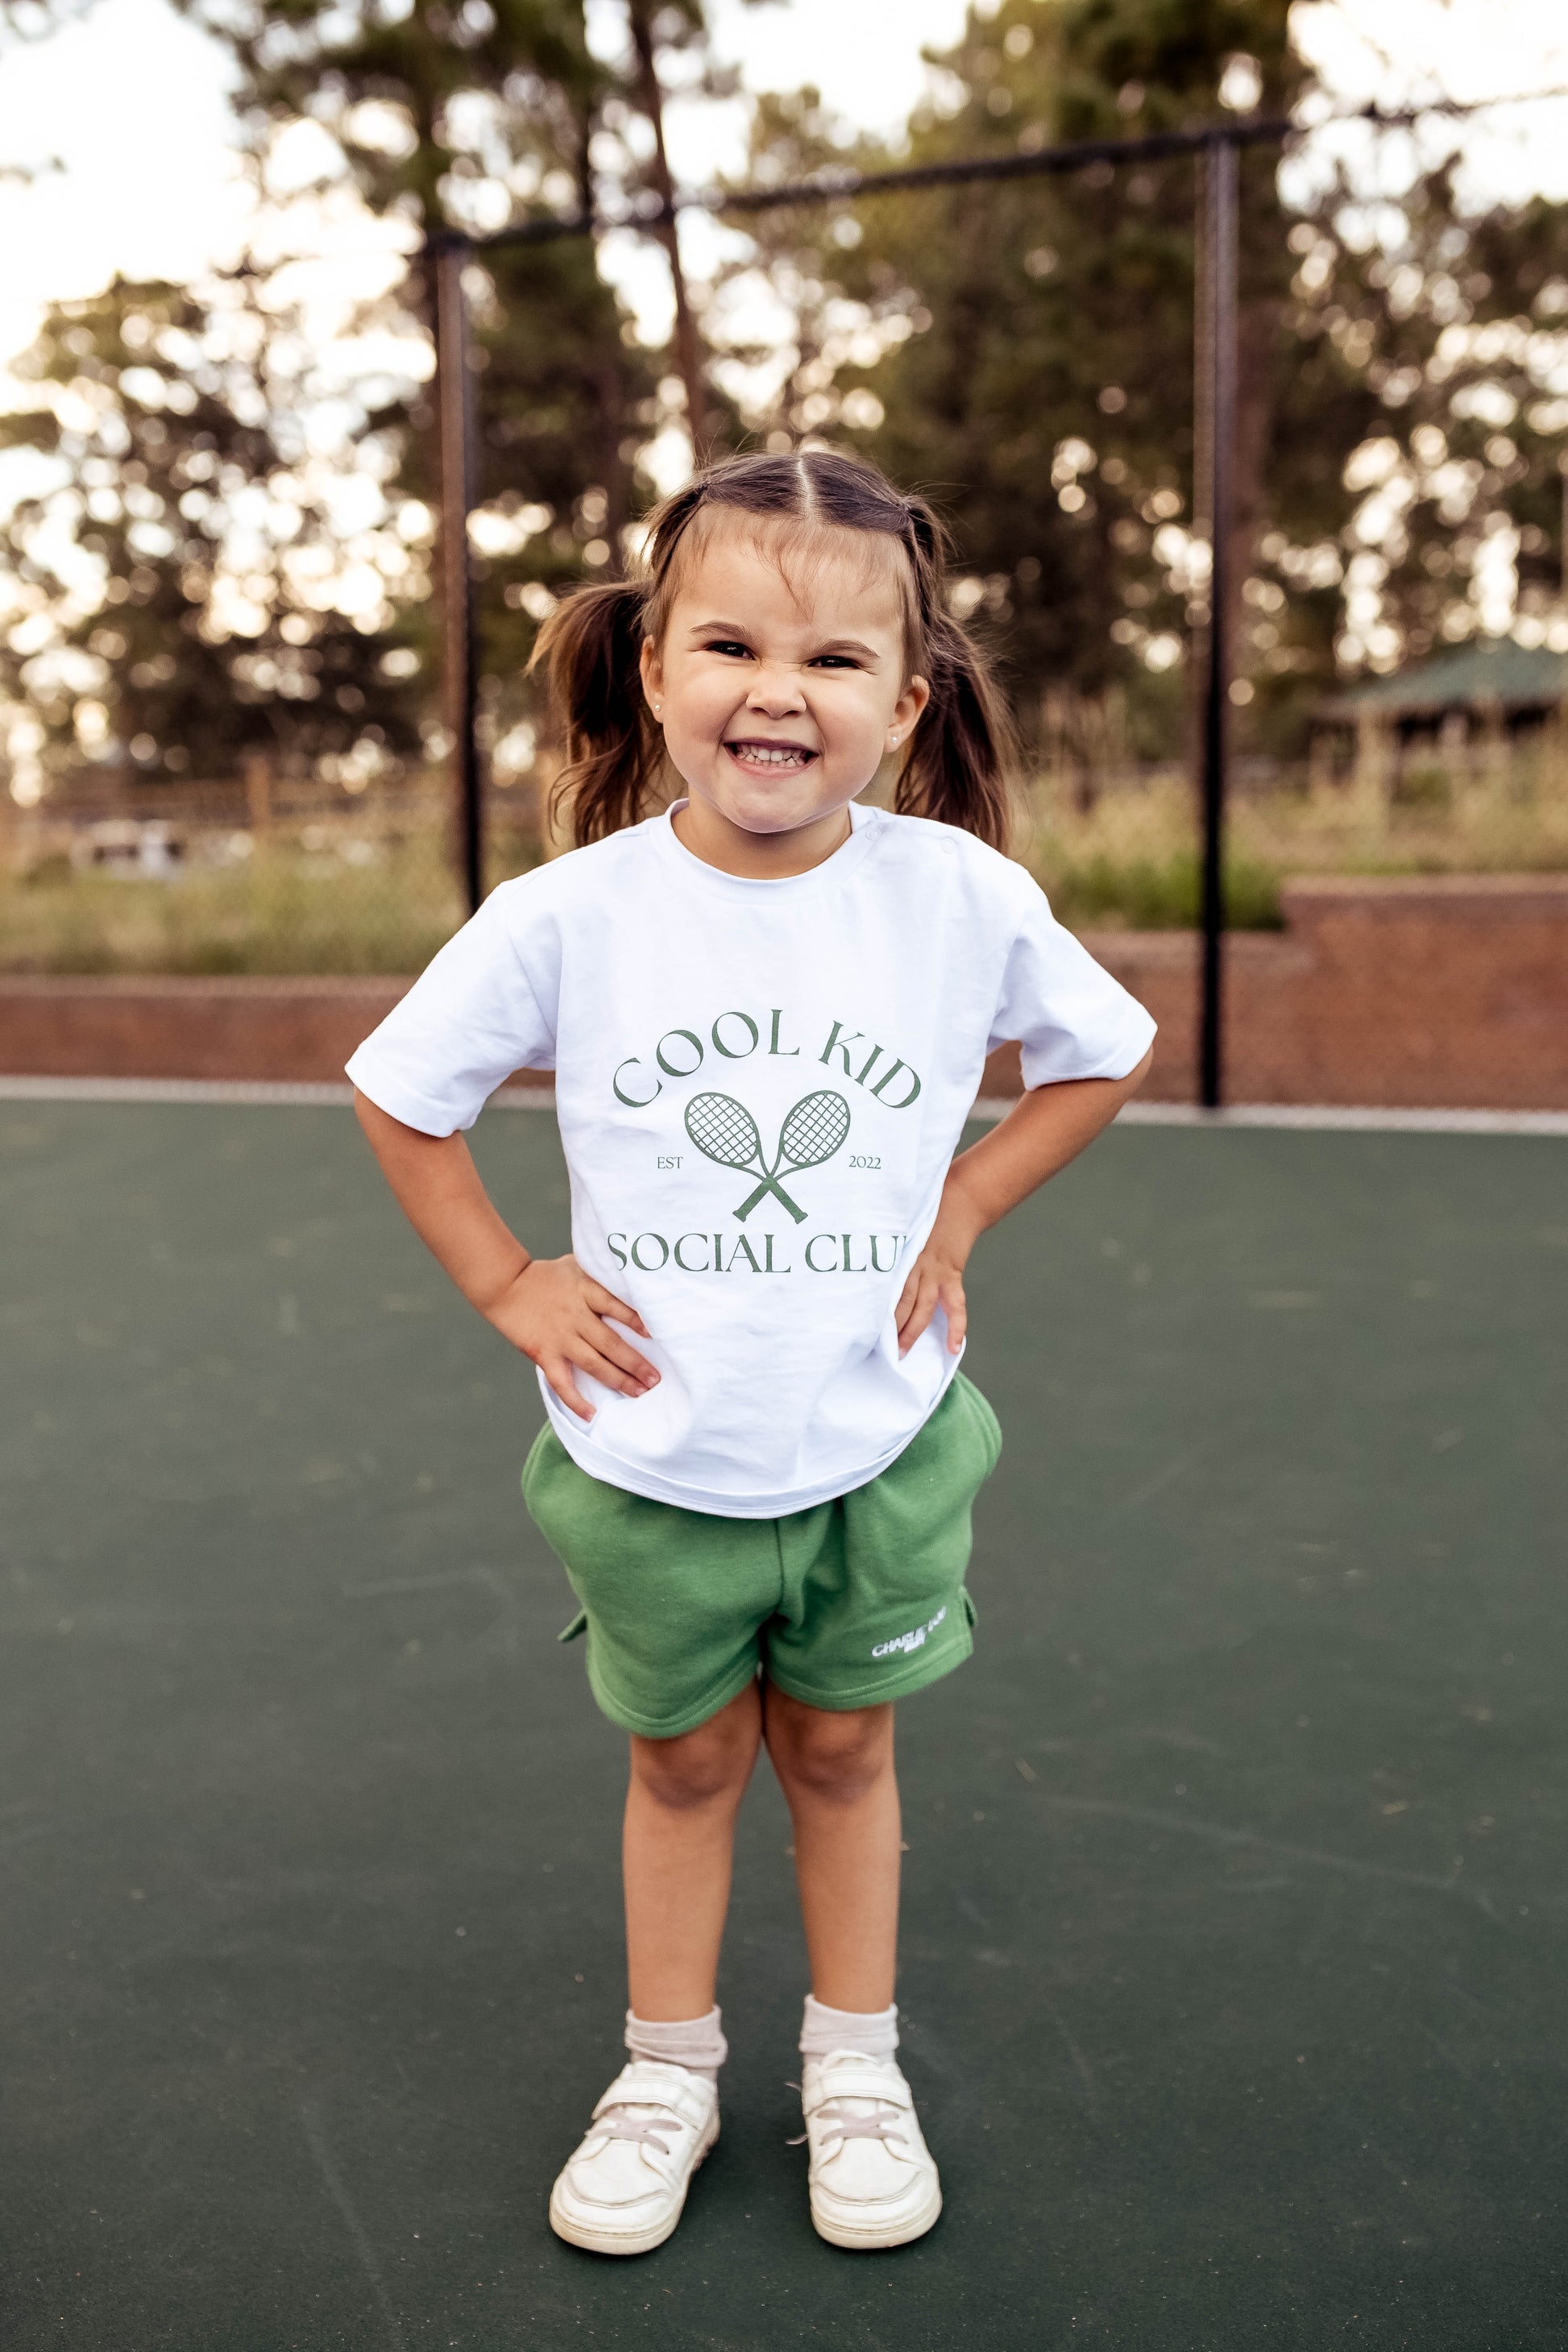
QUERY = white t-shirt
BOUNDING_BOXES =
[346,803,1155,1517]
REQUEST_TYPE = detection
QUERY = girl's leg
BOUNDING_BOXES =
[761,1687,900,2012]
[624,1679,762,2020]
[554,1689,757,2257]
[765,1692,940,2252]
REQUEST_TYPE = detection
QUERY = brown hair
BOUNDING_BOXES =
[531,449,1015,850]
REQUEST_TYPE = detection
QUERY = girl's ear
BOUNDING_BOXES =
[639,637,664,713]
[890,671,931,743]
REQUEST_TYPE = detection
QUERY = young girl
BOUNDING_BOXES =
[347,450,1154,2257]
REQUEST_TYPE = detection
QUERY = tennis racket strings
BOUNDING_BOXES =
[683,1089,851,1222]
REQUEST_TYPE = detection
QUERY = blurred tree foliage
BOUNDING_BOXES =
[168,0,713,768]
[7,0,1568,806]
[2,0,715,793]
[0,0,97,39]
[712,0,1568,761]
[712,0,1314,765]
[0,272,429,793]
[1274,176,1568,690]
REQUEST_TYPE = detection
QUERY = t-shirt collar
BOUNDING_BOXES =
[649,799,882,898]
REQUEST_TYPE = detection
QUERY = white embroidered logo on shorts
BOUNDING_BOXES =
[871,1604,948,1661]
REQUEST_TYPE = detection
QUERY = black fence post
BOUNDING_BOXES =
[434,235,483,919]
[1197,134,1238,1110]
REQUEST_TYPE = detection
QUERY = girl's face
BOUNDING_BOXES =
[640,519,929,864]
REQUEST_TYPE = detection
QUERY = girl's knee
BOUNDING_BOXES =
[630,1694,758,1812]
[767,1695,893,1805]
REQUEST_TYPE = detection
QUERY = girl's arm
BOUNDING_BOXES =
[353,1090,660,1421]
[895,1050,1153,1355]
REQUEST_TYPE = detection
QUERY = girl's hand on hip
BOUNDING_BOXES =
[895,1231,970,1358]
[485,1255,658,1421]
[893,1061,1157,1361]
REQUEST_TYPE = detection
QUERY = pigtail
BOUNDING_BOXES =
[529,579,661,845]
[894,495,1016,853]
[895,613,1014,852]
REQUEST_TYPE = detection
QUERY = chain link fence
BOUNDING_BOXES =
[6,100,1567,1109]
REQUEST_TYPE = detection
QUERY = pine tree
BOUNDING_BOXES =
[717,0,1307,757]
[169,0,683,769]
[716,0,1568,755]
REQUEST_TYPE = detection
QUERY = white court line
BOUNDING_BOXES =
[1,1073,1565,1135]
[1110,1101,1568,1137]
[0,1076,357,1105]
[0,1075,555,1110]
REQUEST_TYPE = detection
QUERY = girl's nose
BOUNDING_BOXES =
[746,668,805,716]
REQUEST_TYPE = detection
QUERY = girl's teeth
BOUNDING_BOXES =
[734,744,807,765]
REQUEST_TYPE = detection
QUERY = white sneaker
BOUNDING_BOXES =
[799,2050,942,2250]
[548,2060,719,2256]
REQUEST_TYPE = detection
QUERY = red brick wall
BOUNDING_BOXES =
[978,877,1568,1108]
[0,974,409,1085]
[5,876,1566,1110]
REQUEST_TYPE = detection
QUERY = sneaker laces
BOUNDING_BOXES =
[587,2103,678,2158]
[789,2092,909,2153]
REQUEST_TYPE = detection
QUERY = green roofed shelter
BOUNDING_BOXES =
[1313,638,1568,804]
[1317,638,1568,724]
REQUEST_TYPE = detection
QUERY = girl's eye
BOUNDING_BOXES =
[704,639,753,660]
[810,654,860,670]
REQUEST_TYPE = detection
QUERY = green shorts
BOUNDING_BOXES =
[522,1372,1002,1740]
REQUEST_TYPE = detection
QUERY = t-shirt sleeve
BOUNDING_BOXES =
[344,884,557,1135]
[989,872,1156,1087]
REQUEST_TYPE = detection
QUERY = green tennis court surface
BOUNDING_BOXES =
[2,1103,1563,2348]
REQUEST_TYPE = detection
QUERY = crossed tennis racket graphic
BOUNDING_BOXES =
[684,1089,851,1223]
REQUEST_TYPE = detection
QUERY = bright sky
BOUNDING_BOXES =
[0,0,1566,370]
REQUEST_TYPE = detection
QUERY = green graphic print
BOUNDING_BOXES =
[684,1089,851,1224]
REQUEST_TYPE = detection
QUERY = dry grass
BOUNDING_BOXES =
[1022,758,1568,931]
[0,832,489,976]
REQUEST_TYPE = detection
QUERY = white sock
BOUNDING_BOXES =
[799,1993,899,2061]
[624,2006,728,2081]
